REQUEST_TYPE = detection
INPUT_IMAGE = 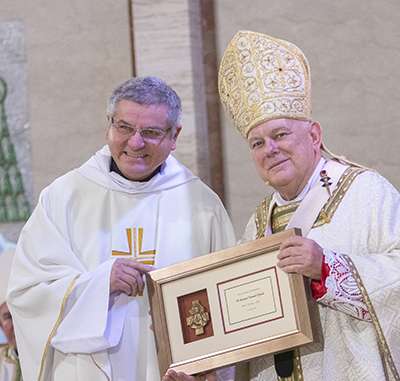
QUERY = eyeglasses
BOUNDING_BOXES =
[111,118,172,141]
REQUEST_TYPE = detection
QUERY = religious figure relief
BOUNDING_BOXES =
[186,300,210,335]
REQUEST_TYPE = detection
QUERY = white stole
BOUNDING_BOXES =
[286,160,348,236]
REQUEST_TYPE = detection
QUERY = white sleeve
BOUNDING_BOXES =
[51,260,128,354]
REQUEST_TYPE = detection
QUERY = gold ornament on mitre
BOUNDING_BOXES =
[218,30,312,139]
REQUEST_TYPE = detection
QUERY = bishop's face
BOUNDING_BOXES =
[248,118,322,201]
[106,100,181,181]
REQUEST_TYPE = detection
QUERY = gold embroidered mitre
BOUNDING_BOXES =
[218,30,312,139]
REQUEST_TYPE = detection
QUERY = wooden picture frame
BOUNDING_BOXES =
[146,228,318,378]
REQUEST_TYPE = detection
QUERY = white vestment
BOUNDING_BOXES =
[7,146,236,381]
[227,160,400,381]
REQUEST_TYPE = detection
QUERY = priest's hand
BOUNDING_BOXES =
[110,258,155,296]
[162,369,217,381]
[277,236,323,280]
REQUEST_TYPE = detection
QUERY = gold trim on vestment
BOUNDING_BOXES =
[276,347,303,381]
[342,254,400,381]
[1,343,15,364]
[313,166,366,228]
[254,165,368,381]
[1,343,21,381]
[255,195,274,239]
[37,274,80,381]
[255,165,367,237]
[272,203,300,234]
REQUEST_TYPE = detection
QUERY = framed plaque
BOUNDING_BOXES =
[146,228,318,378]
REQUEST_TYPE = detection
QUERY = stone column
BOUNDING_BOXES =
[131,0,225,202]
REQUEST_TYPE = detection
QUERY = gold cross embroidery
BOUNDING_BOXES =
[264,51,298,89]
[111,228,156,265]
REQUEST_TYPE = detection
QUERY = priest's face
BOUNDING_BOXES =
[106,100,181,181]
[248,118,322,201]
[0,302,16,350]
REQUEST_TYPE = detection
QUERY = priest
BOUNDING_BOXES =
[7,76,236,381]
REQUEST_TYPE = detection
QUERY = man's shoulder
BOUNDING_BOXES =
[41,169,88,195]
[339,164,397,196]
[165,158,226,207]
[315,164,399,227]
[323,160,390,199]
[179,176,226,205]
[336,163,369,188]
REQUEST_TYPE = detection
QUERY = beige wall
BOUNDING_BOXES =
[215,0,400,238]
[1,0,218,242]
[131,0,212,185]
[1,1,131,241]
[1,0,400,242]
[5,1,131,195]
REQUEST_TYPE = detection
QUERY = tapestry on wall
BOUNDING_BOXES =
[0,20,33,243]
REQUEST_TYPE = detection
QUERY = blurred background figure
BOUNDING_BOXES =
[0,246,22,381]
[0,235,15,345]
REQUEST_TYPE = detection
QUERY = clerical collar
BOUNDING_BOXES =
[110,158,161,182]
[274,157,326,206]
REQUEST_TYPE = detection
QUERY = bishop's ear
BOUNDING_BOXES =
[310,121,323,149]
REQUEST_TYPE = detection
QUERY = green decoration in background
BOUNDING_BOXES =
[0,77,31,223]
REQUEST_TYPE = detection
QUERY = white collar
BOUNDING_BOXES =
[274,157,326,206]
[74,145,198,194]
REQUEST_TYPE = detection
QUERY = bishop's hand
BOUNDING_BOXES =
[276,236,323,280]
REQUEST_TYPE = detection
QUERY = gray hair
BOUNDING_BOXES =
[107,76,182,134]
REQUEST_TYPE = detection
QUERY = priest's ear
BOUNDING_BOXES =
[170,125,182,151]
